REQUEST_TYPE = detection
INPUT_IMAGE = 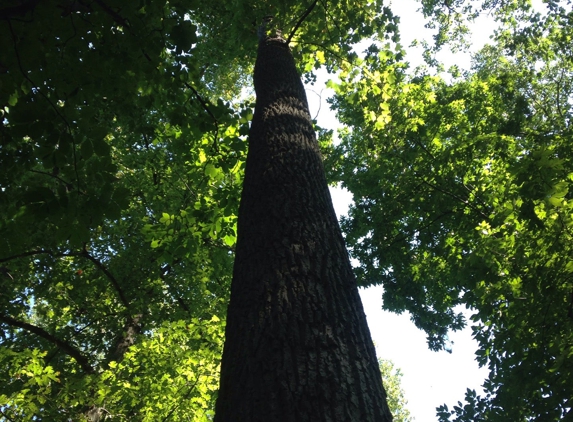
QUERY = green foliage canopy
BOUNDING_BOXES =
[0,0,396,419]
[327,1,573,420]
[3,0,571,419]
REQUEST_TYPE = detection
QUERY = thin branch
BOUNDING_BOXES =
[0,407,17,422]
[6,18,82,193]
[294,40,354,66]
[0,314,95,374]
[184,83,218,126]
[0,248,130,311]
[81,250,130,310]
[159,263,191,313]
[161,378,201,422]
[286,0,320,44]
[307,88,323,121]
[29,169,74,191]
[420,179,490,219]
[319,0,344,46]
[184,82,220,151]
[92,0,130,27]
[6,19,68,128]
[0,249,50,264]
[382,210,455,250]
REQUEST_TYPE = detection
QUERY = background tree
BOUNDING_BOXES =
[379,359,413,422]
[326,1,573,420]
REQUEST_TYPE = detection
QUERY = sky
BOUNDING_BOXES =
[305,1,498,420]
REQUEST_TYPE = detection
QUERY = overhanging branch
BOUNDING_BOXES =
[0,248,131,310]
[81,250,131,310]
[184,82,220,150]
[286,0,320,44]
[0,314,95,374]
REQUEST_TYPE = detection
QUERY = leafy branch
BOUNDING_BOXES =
[92,0,130,28]
[0,248,130,310]
[184,82,220,150]
[420,178,490,219]
[0,407,17,422]
[6,18,82,192]
[160,377,201,422]
[29,169,74,191]
[286,0,320,44]
[80,249,131,310]
[0,249,48,264]
[0,314,95,374]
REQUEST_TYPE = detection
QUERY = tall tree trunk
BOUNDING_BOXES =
[214,37,392,422]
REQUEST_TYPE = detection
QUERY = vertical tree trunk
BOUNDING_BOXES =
[214,37,392,422]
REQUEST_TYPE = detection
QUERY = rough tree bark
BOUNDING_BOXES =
[214,36,392,422]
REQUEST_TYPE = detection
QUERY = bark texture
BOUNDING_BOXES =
[214,37,392,422]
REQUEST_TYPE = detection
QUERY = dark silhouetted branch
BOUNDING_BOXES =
[0,0,40,20]
[0,314,94,374]
[287,0,320,44]
[81,250,131,309]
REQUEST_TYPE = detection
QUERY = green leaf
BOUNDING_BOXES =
[92,138,111,157]
[81,140,94,159]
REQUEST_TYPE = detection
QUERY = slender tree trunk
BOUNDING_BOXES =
[214,37,392,422]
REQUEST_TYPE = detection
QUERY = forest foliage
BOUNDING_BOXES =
[0,0,572,420]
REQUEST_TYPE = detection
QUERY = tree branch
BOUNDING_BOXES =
[420,179,490,219]
[0,407,17,422]
[108,314,142,363]
[6,18,82,192]
[161,378,201,422]
[286,0,320,44]
[184,82,220,150]
[0,248,131,310]
[92,0,130,28]
[0,314,95,374]
[0,249,49,264]
[29,169,74,191]
[0,0,39,20]
[184,83,219,127]
[382,210,455,250]
[81,250,131,310]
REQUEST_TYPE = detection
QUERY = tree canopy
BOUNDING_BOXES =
[0,0,395,419]
[327,1,573,419]
[1,0,572,420]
